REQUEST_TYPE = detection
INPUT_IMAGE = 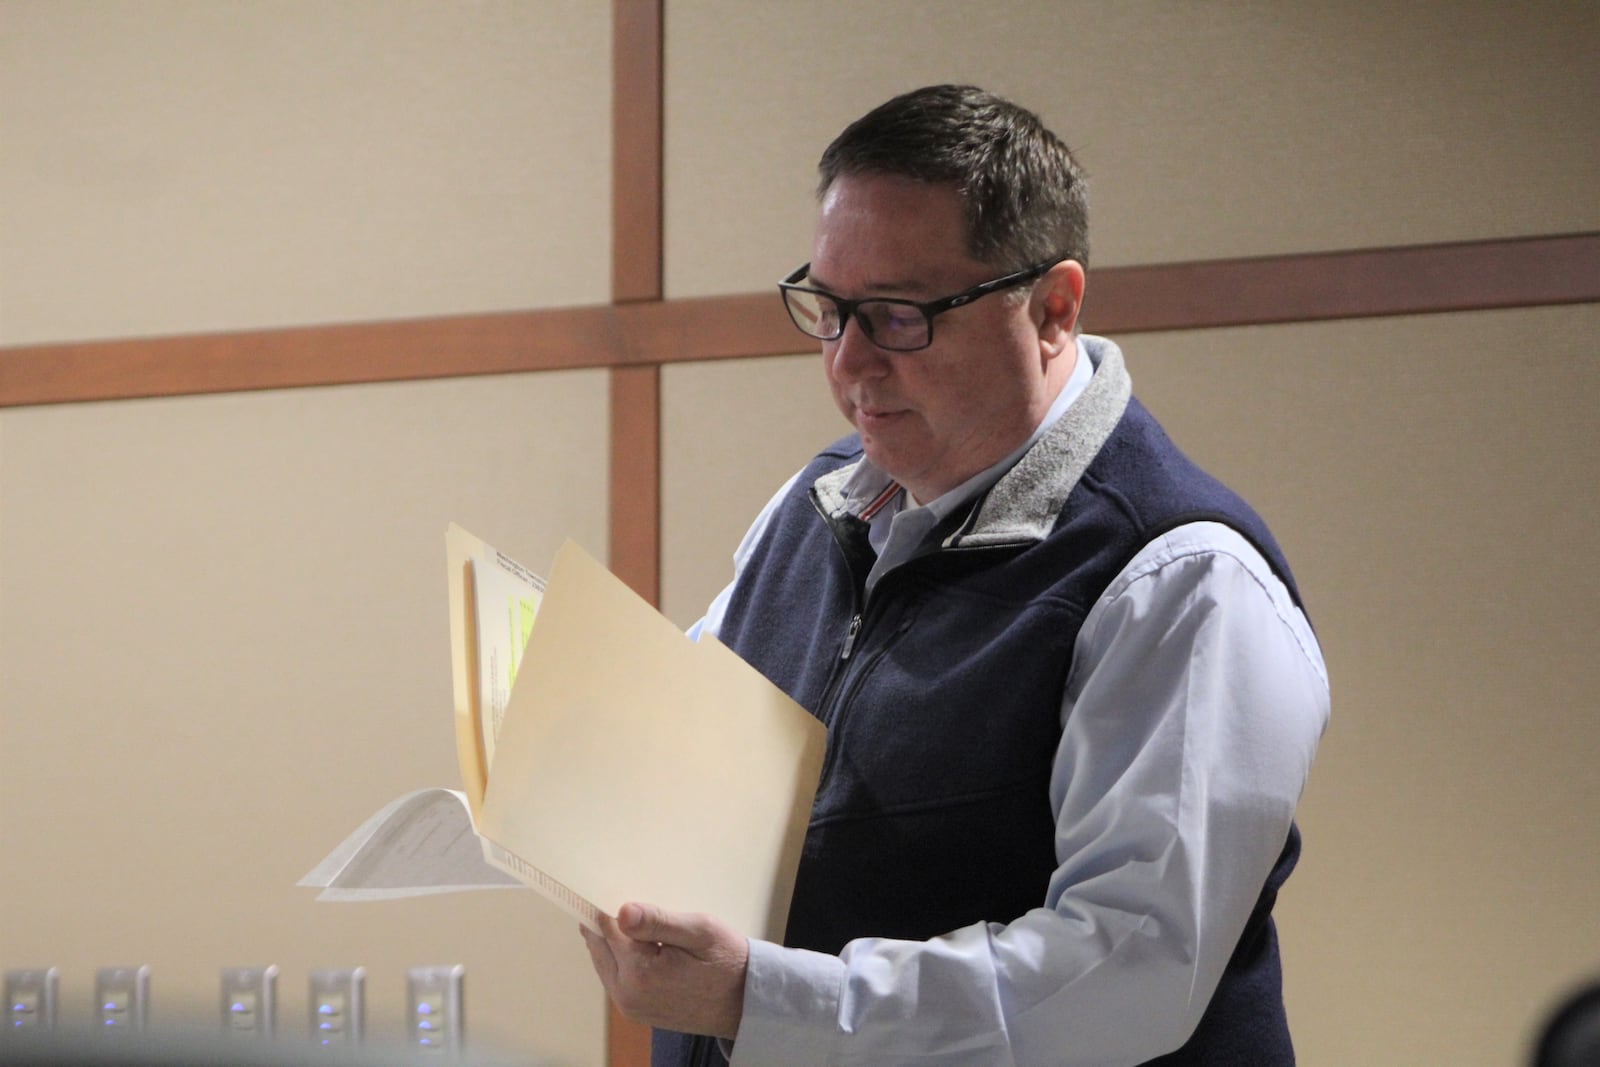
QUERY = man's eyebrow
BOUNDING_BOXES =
[805,269,930,299]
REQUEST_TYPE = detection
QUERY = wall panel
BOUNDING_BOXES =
[0,0,612,345]
[663,0,1599,296]
[1126,304,1600,1065]
[0,371,613,1064]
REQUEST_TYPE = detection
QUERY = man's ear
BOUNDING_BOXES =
[1034,259,1086,359]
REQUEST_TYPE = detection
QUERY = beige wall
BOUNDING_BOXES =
[3,3,1598,1066]
[1131,306,1600,1063]
[0,373,612,1063]
[0,0,611,343]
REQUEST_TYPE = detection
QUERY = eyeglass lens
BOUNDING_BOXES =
[783,288,931,350]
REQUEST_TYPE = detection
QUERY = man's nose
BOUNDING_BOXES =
[829,315,890,382]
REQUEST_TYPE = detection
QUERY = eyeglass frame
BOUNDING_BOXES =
[777,255,1067,352]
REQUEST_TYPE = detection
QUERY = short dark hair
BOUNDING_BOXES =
[817,84,1089,271]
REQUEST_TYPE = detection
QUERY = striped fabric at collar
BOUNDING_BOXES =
[859,480,903,521]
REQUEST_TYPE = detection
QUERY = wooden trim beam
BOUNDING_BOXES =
[612,0,664,305]
[0,305,617,407]
[3,233,1597,409]
[0,292,796,407]
[1083,232,1600,334]
[606,2,663,1065]
[607,0,666,599]
[608,363,662,605]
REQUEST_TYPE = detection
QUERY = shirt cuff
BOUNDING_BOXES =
[727,939,844,1067]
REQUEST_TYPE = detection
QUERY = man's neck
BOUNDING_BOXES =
[903,336,1088,510]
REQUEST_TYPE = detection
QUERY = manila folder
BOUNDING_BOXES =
[476,540,825,945]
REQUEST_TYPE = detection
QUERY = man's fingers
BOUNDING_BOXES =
[579,923,618,984]
[581,905,749,1040]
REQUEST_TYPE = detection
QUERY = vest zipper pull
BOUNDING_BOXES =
[841,614,862,660]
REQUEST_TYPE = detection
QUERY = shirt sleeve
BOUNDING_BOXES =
[729,522,1330,1066]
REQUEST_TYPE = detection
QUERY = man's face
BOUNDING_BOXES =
[810,173,1054,503]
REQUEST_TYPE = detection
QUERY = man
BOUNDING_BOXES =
[583,85,1329,1066]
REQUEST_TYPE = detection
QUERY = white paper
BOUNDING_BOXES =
[298,788,520,901]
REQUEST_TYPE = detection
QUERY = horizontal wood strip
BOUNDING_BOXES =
[1084,232,1600,334]
[3,233,1595,408]
[0,305,623,406]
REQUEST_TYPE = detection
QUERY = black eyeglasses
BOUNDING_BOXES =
[777,257,1064,352]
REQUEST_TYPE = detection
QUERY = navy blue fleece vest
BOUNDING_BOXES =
[655,397,1305,1067]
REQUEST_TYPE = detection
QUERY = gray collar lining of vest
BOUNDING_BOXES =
[952,336,1132,547]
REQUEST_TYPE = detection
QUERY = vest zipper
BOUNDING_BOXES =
[840,613,862,660]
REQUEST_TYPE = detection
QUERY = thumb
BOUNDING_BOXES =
[616,901,667,942]
[618,902,713,953]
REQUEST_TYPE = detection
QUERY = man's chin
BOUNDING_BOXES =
[859,440,915,485]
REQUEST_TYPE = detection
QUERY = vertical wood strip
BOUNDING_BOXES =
[612,0,664,304]
[606,0,665,603]
[608,1,664,1065]
[608,362,662,606]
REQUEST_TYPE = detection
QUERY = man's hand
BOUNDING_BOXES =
[581,902,749,1041]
